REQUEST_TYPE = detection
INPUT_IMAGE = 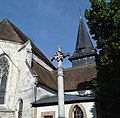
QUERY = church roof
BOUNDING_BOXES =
[32,94,95,107]
[32,59,97,91]
[52,63,97,91]
[0,19,55,69]
[32,60,57,91]
[69,17,96,61]
[64,63,97,91]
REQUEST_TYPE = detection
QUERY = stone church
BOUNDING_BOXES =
[0,17,100,118]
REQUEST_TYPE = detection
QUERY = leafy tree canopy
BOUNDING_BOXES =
[85,0,120,118]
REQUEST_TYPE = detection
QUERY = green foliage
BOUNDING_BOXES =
[85,0,120,117]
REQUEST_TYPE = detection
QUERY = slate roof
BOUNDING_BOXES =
[0,19,55,70]
[32,94,95,107]
[32,60,97,91]
[69,17,96,61]
[32,60,57,91]
[63,63,97,91]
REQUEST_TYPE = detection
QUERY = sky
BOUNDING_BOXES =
[0,0,95,68]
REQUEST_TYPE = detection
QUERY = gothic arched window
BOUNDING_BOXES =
[69,104,86,118]
[0,56,9,104]
[74,105,83,118]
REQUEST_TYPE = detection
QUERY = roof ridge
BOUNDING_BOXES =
[64,63,96,71]
[5,19,24,43]
[0,18,9,24]
[8,20,56,69]
[32,59,52,74]
[0,18,23,43]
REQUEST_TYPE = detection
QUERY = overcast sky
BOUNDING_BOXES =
[0,0,95,68]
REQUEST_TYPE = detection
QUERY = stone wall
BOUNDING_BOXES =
[0,40,35,118]
[0,40,56,118]
[0,111,14,118]
[36,102,97,118]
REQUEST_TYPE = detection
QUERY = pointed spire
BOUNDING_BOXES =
[76,17,95,52]
[69,17,96,66]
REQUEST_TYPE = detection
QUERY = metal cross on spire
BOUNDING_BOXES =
[51,45,70,118]
[78,7,82,19]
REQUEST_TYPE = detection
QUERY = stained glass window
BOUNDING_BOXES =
[0,56,9,104]
[74,105,83,118]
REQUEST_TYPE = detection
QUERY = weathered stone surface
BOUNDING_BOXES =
[0,40,55,118]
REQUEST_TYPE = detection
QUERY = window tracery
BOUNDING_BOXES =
[74,105,83,118]
[69,104,86,118]
[0,56,9,104]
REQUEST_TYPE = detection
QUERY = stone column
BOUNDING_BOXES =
[51,45,70,118]
[57,55,64,118]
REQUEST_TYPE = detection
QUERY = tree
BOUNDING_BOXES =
[85,0,120,117]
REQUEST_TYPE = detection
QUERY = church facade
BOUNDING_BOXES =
[0,18,100,118]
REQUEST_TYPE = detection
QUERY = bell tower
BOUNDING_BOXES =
[69,17,96,67]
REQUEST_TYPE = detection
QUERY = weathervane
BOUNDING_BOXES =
[51,45,70,118]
